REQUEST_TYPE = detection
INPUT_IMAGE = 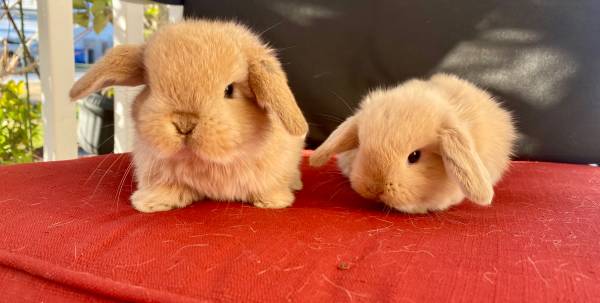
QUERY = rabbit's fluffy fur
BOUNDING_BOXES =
[310,74,516,213]
[70,20,308,212]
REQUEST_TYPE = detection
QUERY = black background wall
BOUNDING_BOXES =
[154,0,600,164]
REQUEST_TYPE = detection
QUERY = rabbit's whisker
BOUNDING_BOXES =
[90,154,124,200]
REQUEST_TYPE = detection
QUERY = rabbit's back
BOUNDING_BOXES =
[430,74,517,184]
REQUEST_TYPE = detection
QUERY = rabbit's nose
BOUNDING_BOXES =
[383,182,396,193]
[367,184,383,197]
[172,112,198,136]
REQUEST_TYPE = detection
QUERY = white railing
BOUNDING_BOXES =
[37,0,77,161]
[36,0,182,160]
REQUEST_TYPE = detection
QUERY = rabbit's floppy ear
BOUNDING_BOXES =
[248,52,308,136]
[309,116,359,167]
[69,44,145,101]
[439,117,494,205]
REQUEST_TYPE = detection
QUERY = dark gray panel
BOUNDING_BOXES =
[156,0,600,164]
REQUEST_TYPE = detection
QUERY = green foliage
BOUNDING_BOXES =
[144,4,159,20]
[0,80,42,164]
[104,87,114,99]
[144,4,160,39]
[73,0,113,34]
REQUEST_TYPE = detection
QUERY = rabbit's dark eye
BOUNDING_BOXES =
[408,150,421,164]
[224,84,234,98]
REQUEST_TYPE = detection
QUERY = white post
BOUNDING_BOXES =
[161,4,183,24]
[111,0,145,153]
[36,0,78,161]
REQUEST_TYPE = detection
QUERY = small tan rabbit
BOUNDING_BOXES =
[310,74,516,213]
[70,20,308,212]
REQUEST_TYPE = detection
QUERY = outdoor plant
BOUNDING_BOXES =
[144,4,159,39]
[0,0,163,164]
[0,80,41,163]
[1,0,41,164]
[73,0,161,40]
[73,0,112,34]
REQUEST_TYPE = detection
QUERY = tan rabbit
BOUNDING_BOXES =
[310,74,516,213]
[70,20,308,212]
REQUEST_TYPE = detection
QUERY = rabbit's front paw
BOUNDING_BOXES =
[251,189,295,209]
[290,173,303,191]
[131,186,201,213]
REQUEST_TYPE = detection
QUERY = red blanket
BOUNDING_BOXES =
[1,153,599,302]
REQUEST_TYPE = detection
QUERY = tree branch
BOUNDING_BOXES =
[0,0,18,19]
[0,61,37,78]
[1,0,39,76]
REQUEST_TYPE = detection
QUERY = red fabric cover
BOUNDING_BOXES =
[0,152,599,302]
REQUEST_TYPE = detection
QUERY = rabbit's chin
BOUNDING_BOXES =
[380,190,465,214]
[376,193,430,214]
[381,199,453,214]
[141,137,242,164]
[166,146,243,165]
